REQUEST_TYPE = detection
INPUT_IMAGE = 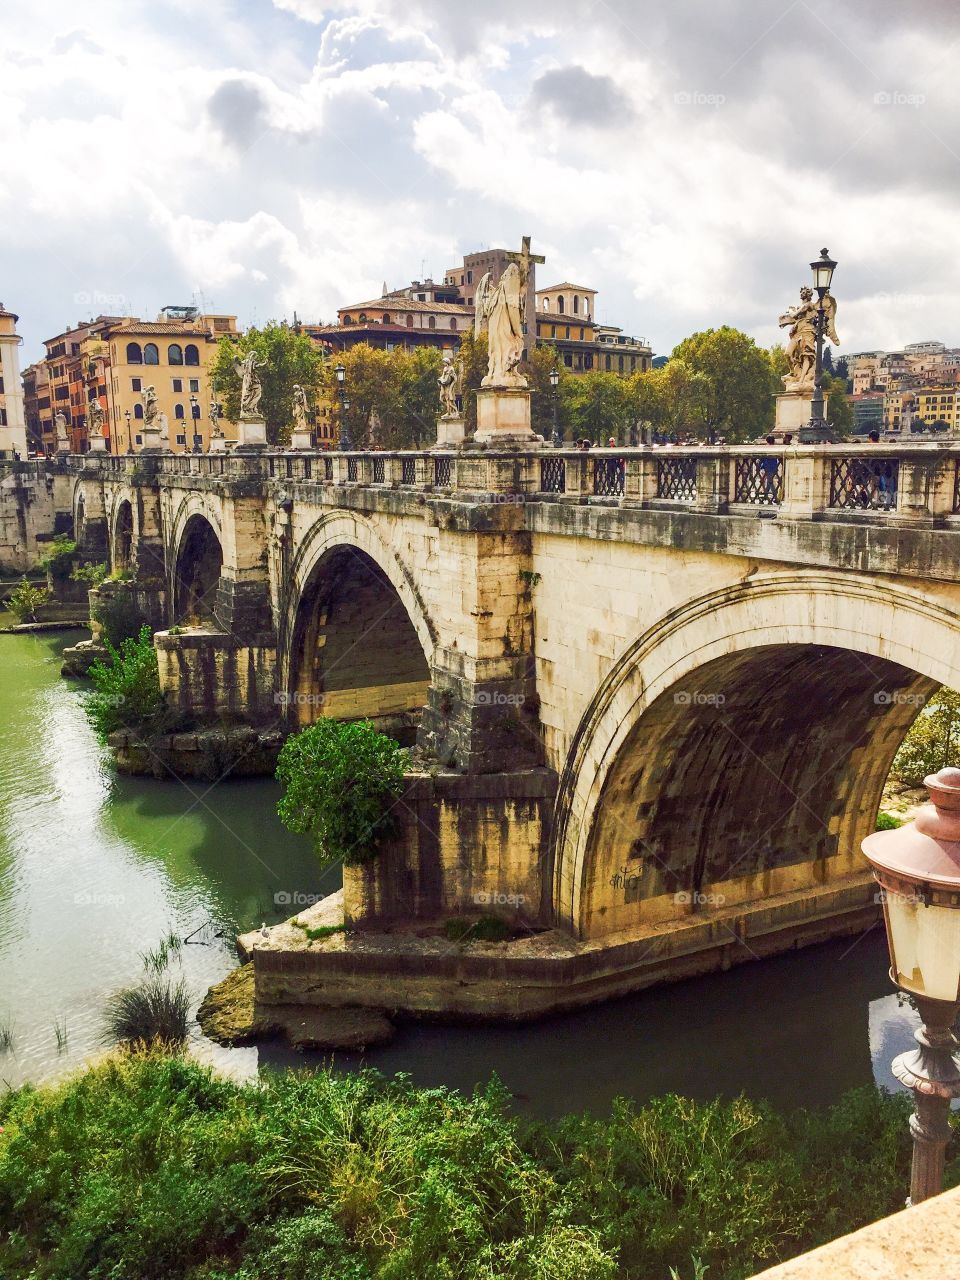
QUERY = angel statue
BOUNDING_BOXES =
[54,410,69,445]
[437,351,462,416]
[474,261,526,388]
[234,351,265,418]
[87,399,105,437]
[141,384,159,428]
[291,383,309,433]
[778,285,839,394]
[209,398,225,437]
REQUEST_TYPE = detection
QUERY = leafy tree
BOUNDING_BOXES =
[524,345,570,439]
[565,371,632,443]
[86,626,163,742]
[276,719,406,870]
[893,687,960,784]
[456,329,488,433]
[4,577,49,624]
[391,347,443,448]
[834,355,850,389]
[94,589,148,648]
[822,347,834,375]
[328,345,398,450]
[632,360,710,439]
[671,327,776,441]
[210,322,325,447]
[822,372,853,435]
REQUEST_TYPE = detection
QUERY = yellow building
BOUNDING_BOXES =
[914,387,960,431]
[0,305,27,457]
[534,283,651,374]
[101,311,238,453]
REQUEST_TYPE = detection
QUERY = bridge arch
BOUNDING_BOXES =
[111,498,135,571]
[552,571,960,939]
[281,512,436,737]
[170,503,224,626]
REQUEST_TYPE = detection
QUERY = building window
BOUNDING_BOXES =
[175,404,185,419]
[467,271,473,283]
[343,314,353,324]
[573,296,579,315]
[449,318,457,331]
[564,352,573,367]
[189,378,199,393]
[168,344,183,365]
[618,355,624,372]
[406,315,414,328]
[126,342,142,364]
[0,409,6,426]
[585,354,593,370]
[565,326,570,339]
[172,378,183,392]
[143,343,159,365]
[382,313,391,323]
[135,434,142,445]
[579,328,584,340]
[583,297,590,317]
[184,344,199,366]
[132,377,142,392]
[428,316,436,330]
[558,296,565,314]
[134,404,144,419]
[543,298,550,310]
[176,434,186,445]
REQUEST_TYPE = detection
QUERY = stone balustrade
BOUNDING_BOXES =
[63,442,960,525]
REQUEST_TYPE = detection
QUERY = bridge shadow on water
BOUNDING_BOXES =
[253,929,907,1120]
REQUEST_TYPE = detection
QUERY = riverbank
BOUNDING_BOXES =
[0,1049,934,1280]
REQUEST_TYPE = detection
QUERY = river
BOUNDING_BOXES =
[0,628,918,1116]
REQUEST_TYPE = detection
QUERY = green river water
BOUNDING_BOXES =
[0,629,917,1116]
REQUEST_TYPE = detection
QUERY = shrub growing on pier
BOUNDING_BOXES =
[37,533,78,581]
[93,586,148,647]
[85,625,163,742]
[276,719,405,870]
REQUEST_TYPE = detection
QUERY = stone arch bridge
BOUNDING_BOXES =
[11,441,960,1015]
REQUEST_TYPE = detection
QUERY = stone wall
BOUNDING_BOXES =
[154,629,277,723]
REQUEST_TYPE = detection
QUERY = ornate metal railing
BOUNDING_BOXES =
[401,456,416,485]
[540,456,566,494]
[372,456,385,484]
[954,461,960,515]
[656,457,697,501]
[594,456,625,497]
[829,457,899,511]
[324,457,333,481]
[434,456,452,487]
[735,455,783,505]
[346,457,358,482]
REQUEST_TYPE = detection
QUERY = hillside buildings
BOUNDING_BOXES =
[0,305,28,457]
[847,341,960,435]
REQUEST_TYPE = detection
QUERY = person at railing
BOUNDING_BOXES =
[760,436,780,502]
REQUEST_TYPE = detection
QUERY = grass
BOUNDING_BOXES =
[140,931,183,975]
[102,977,190,1048]
[292,920,347,941]
[0,1051,950,1280]
[876,811,903,830]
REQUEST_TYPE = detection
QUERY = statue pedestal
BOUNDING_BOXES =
[237,416,267,449]
[435,414,467,448]
[209,434,227,453]
[290,429,313,451]
[89,435,107,453]
[774,391,831,438]
[474,387,541,448]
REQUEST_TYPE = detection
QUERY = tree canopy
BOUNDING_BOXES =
[210,322,325,447]
[670,327,777,441]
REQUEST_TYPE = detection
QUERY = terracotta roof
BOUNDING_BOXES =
[338,298,472,317]
[537,282,597,295]
[106,320,214,336]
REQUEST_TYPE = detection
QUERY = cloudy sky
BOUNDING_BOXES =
[3,0,960,363]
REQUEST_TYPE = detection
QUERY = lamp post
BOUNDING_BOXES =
[802,247,838,444]
[124,409,132,454]
[861,766,960,1205]
[190,394,202,452]
[550,366,562,447]
[335,363,351,450]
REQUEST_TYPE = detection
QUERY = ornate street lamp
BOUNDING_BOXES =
[550,366,562,447]
[861,766,960,1205]
[124,408,132,455]
[335,363,351,450]
[804,247,838,443]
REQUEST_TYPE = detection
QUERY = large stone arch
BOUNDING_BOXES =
[110,496,136,571]
[552,571,960,938]
[280,512,437,737]
[168,499,224,626]
[71,476,108,559]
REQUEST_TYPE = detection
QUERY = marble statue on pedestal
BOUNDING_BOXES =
[437,352,462,416]
[475,262,526,388]
[87,400,105,437]
[142,385,159,429]
[54,411,69,450]
[292,384,309,433]
[235,351,265,419]
[779,286,839,393]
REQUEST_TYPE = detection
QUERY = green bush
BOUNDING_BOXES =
[71,561,109,586]
[85,625,163,742]
[0,1055,939,1280]
[276,719,406,870]
[445,915,511,943]
[38,534,78,580]
[3,576,49,624]
[876,812,902,830]
[94,588,147,648]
